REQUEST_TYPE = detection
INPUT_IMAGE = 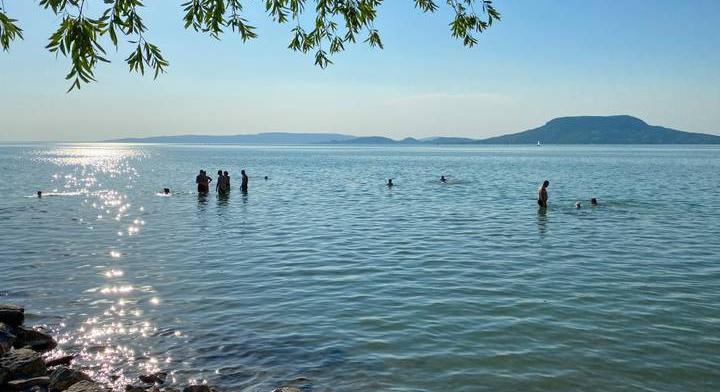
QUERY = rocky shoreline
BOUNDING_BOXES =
[2,304,298,392]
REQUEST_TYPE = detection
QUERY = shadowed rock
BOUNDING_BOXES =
[139,371,167,384]
[48,366,92,392]
[0,304,25,327]
[7,376,50,391]
[65,380,106,392]
[14,326,58,352]
[45,355,76,368]
[272,388,301,392]
[124,385,145,392]
[0,348,47,380]
[182,385,217,392]
[0,322,17,355]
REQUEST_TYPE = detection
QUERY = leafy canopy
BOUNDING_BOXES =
[0,0,500,92]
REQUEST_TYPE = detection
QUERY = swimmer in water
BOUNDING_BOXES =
[440,175,447,183]
[37,191,42,198]
[163,188,170,195]
[264,176,268,181]
[387,179,394,187]
[575,201,581,209]
[590,197,598,206]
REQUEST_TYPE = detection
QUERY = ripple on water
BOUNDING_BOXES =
[0,144,719,391]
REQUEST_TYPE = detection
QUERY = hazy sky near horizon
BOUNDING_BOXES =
[1,0,719,141]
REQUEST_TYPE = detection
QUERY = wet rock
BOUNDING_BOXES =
[65,380,106,392]
[124,385,145,392]
[0,322,17,355]
[6,376,51,391]
[14,326,58,352]
[28,386,49,392]
[271,388,300,392]
[182,385,217,392]
[0,304,25,326]
[139,371,167,385]
[0,348,47,380]
[48,366,91,392]
[45,355,76,368]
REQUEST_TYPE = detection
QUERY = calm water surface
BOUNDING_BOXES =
[1,144,719,391]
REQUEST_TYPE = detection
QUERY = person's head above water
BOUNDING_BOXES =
[37,191,42,198]
[217,170,222,176]
[543,180,550,188]
[163,188,170,194]
[387,179,393,186]
[224,171,228,176]
[590,198,598,206]
[264,176,268,180]
[241,170,246,175]
[441,175,446,182]
[575,201,581,209]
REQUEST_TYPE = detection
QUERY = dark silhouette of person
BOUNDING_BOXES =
[240,170,248,192]
[590,197,598,206]
[387,179,394,187]
[440,175,447,183]
[216,170,229,193]
[538,180,549,208]
[264,176,268,180]
[37,191,42,198]
[196,170,212,193]
[224,171,230,188]
[163,188,170,195]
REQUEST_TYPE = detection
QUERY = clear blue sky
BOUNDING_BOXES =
[1,0,719,141]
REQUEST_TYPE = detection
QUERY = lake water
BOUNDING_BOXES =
[1,144,719,392]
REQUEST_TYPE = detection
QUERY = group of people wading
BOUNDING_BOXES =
[196,169,248,194]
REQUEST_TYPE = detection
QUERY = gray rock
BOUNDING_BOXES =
[45,355,76,368]
[0,304,25,326]
[14,326,58,352]
[65,380,106,392]
[182,386,216,392]
[0,348,47,380]
[139,371,167,384]
[124,385,145,392]
[0,322,17,355]
[271,388,301,392]
[6,376,51,391]
[48,366,91,392]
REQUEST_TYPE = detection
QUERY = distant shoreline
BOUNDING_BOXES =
[100,115,720,145]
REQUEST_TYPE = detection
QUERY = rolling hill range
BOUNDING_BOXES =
[106,116,720,144]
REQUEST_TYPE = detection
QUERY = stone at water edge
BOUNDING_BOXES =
[0,322,18,355]
[45,355,76,368]
[48,366,92,392]
[6,376,51,391]
[139,371,167,384]
[271,388,301,392]
[182,385,217,392]
[0,304,25,326]
[0,348,48,379]
[14,326,58,352]
[65,380,107,392]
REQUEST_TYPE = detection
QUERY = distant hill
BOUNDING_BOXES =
[104,116,720,145]
[479,115,720,144]
[107,132,355,144]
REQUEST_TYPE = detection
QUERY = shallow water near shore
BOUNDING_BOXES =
[1,144,719,391]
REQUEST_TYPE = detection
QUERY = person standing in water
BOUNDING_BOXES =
[216,170,229,193]
[196,170,212,194]
[240,170,248,192]
[537,180,549,208]
[387,179,394,187]
[224,171,230,189]
[440,175,447,183]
